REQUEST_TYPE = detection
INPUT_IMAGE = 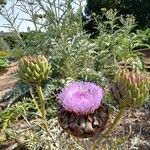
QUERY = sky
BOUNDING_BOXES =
[0,0,86,32]
[0,0,35,32]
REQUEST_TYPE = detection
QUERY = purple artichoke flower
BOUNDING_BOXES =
[58,82,108,138]
[58,82,104,115]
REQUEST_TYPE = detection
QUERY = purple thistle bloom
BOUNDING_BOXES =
[58,82,104,115]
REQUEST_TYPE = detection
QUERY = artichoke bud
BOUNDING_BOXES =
[18,55,51,84]
[111,69,149,109]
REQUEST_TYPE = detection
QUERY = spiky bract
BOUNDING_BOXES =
[111,69,149,109]
[58,104,108,138]
[18,55,51,84]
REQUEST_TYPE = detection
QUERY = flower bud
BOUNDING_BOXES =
[18,55,51,84]
[111,70,149,109]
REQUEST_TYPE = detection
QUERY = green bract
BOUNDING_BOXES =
[111,69,149,109]
[18,55,51,84]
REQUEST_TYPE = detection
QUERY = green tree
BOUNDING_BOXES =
[84,0,150,35]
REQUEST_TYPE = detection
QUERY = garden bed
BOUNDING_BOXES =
[0,51,150,150]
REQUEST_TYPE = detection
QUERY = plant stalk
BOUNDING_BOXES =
[30,87,42,117]
[91,107,125,150]
[36,84,49,132]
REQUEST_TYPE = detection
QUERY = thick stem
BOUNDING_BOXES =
[36,84,49,132]
[91,107,125,150]
[30,87,42,117]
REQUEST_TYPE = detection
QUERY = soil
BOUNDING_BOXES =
[110,103,150,150]
[0,61,18,109]
[0,61,18,95]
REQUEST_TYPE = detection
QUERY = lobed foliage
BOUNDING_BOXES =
[0,0,149,149]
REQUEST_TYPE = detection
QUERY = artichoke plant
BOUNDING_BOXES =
[58,82,109,138]
[18,55,51,84]
[111,69,149,109]
[18,55,51,132]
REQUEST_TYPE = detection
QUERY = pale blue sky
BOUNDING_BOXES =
[0,0,86,32]
[0,0,35,32]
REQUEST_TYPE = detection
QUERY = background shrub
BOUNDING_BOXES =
[3,34,18,50]
[0,37,10,50]
[87,0,150,26]
[84,0,150,36]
